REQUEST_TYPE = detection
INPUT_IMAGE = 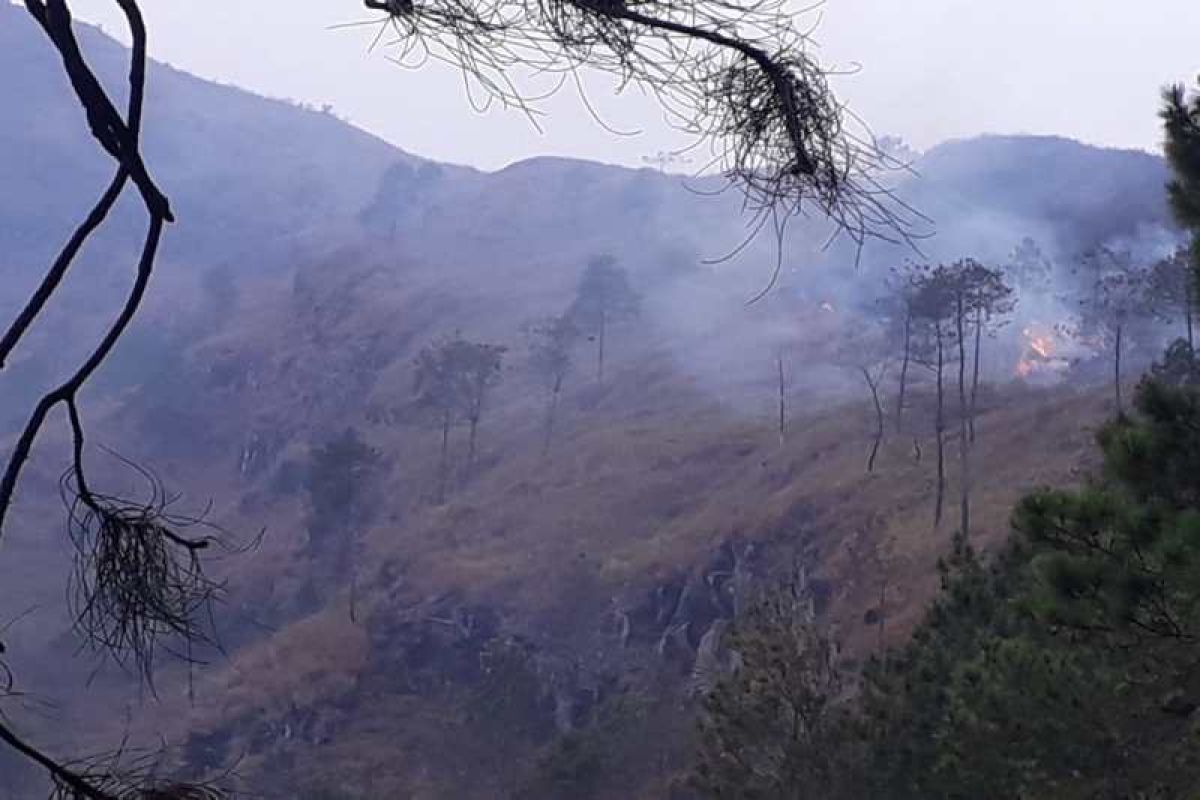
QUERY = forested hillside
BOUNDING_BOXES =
[0,7,1190,797]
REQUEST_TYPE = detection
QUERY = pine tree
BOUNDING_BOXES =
[1161,81,1200,235]
[413,334,506,497]
[525,315,579,455]
[692,574,859,800]
[1076,247,1152,415]
[569,255,641,383]
[909,264,958,530]
[1161,81,1200,364]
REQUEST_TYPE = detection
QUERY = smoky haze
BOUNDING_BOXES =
[61,0,1200,170]
[5,4,1200,798]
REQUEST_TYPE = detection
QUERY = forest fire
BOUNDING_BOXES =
[1016,323,1066,379]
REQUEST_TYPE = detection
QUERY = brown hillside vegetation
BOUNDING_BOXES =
[0,236,1126,797]
[167,365,1108,796]
[0,13,1185,792]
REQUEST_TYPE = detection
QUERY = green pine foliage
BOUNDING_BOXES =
[693,580,860,800]
[694,376,1200,799]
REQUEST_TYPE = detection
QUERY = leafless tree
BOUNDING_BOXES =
[836,329,890,473]
[861,364,888,474]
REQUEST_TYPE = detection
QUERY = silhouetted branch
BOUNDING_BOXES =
[354,0,928,248]
[0,2,233,794]
[0,718,229,800]
[23,1,171,219]
[60,457,225,685]
[0,0,156,368]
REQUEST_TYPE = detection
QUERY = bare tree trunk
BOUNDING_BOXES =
[543,379,561,457]
[956,296,971,541]
[777,351,786,446]
[1114,322,1123,415]
[438,410,451,503]
[969,307,982,444]
[896,309,911,430]
[934,322,945,530]
[861,366,884,473]
[875,562,889,650]
[1187,269,1195,352]
[467,414,479,470]
[186,638,195,707]
[597,310,607,383]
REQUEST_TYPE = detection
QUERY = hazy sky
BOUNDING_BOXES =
[62,0,1200,170]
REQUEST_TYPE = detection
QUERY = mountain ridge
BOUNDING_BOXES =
[0,11,1186,798]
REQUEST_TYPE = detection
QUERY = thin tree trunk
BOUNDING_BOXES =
[597,310,607,383]
[186,638,195,707]
[861,366,884,473]
[777,351,786,446]
[1114,323,1123,415]
[1187,270,1194,352]
[969,307,982,444]
[934,322,945,530]
[896,309,911,430]
[956,295,971,541]
[438,410,450,503]
[543,380,561,457]
[349,570,358,623]
[467,415,479,470]
[876,568,889,650]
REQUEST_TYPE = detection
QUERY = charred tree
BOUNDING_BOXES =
[838,325,891,474]
[861,365,886,473]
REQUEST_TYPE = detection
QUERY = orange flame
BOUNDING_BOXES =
[1017,324,1058,378]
